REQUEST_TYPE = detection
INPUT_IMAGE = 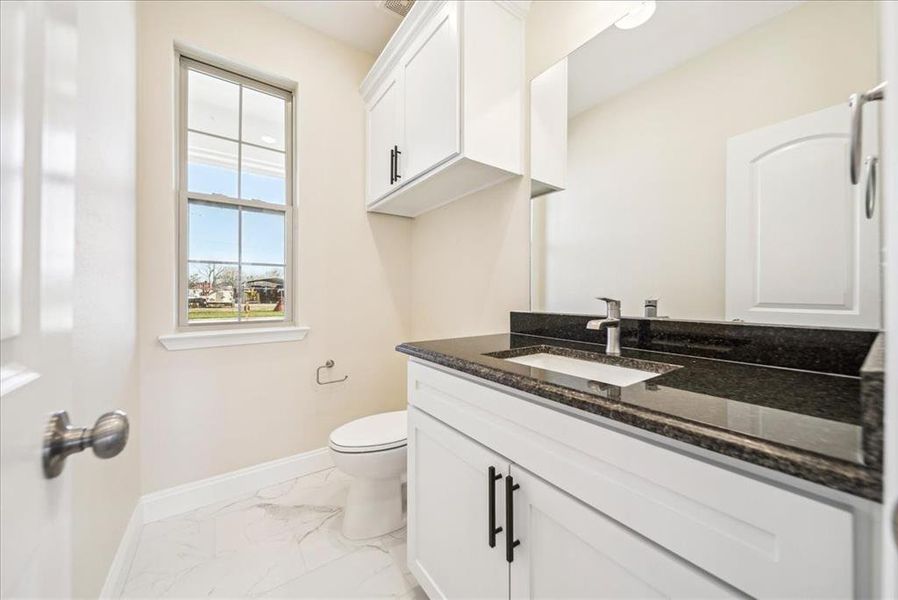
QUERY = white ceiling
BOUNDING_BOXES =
[259,1,403,56]
[568,1,804,118]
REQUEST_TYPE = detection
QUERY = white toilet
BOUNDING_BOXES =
[328,410,407,540]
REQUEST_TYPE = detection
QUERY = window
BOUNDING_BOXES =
[178,57,293,327]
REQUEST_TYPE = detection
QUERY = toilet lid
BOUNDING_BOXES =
[329,410,407,453]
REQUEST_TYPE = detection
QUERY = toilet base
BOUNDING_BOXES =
[342,475,405,540]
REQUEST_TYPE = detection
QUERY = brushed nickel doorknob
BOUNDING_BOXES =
[42,410,129,479]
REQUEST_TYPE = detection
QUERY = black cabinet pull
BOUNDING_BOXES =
[393,145,401,181]
[389,147,395,184]
[505,475,520,563]
[488,466,503,548]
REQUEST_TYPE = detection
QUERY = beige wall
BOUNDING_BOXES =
[72,1,140,596]
[533,0,878,319]
[410,176,531,340]
[137,1,411,493]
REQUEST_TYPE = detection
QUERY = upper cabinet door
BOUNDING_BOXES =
[399,3,459,182]
[407,407,510,600]
[725,102,881,328]
[530,57,568,197]
[367,72,401,202]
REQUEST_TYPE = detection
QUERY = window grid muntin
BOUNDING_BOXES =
[185,127,288,154]
[179,56,293,328]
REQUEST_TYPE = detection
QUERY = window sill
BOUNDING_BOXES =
[158,325,310,351]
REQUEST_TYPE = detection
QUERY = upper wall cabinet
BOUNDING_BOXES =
[530,57,567,197]
[360,1,528,218]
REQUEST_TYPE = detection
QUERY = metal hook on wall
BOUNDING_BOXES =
[316,360,348,385]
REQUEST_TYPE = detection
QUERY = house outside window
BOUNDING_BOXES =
[178,56,293,327]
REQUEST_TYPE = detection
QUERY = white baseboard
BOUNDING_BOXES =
[99,501,144,599]
[141,447,334,523]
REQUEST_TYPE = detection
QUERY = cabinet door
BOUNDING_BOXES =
[530,57,567,195]
[509,466,739,599]
[407,407,510,600]
[399,3,459,182]
[367,72,401,203]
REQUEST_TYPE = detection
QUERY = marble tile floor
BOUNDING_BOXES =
[120,468,426,599]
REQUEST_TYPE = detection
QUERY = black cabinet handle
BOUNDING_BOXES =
[394,145,401,181]
[389,147,395,184]
[505,475,520,563]
[488,466,503,548]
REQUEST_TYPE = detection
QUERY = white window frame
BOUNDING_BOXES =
[177,56,295,330]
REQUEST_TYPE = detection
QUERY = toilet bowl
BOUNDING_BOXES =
[328,410,407,540]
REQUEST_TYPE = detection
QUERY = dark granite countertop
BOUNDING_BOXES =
[397,332,883,501]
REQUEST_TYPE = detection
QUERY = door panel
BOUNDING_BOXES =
[0,1,76,596]
[726,103,881,328]
[400,4,459,182]
[2,2,137,596]
[509,466,739,600]
[407,407,509,600]
[367,72,401,202]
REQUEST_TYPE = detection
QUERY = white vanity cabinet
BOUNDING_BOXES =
[409,407,734,600]
[508,465,738,599]
[406,361,865,599]
[360,1,526,217]
[407,409,510,599]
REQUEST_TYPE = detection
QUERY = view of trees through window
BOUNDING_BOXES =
[187,263,285,321]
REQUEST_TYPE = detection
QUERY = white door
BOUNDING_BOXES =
[725,103,881,328]
[1,2,76,596]
[399,2,459,182]
[1,2,135,597]
[367,71,402,203]
[508,466,738,599]
[407,407,509,600]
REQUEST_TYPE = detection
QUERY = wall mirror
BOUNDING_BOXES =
[530,0,884,329]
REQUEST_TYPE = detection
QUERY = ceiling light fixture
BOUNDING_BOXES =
[614,0,656,30]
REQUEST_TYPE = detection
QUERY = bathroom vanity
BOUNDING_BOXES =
[397,315,883,599]
[396,1,891,597]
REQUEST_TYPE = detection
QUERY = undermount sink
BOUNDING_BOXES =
[488,346,680,387]
[504,353,660,386]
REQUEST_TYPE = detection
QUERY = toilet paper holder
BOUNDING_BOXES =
[317,359,348,385]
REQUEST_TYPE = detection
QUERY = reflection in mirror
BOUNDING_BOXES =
[242,87,286,151]
[187,131,239,197]
[240,143,286,204]
[187,70,239,139]
[531,0,882,329]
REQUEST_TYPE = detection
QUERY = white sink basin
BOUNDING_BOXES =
[503,352,661,387]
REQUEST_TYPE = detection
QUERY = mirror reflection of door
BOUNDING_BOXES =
[725,103,880,328]
[530,0,883,329]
